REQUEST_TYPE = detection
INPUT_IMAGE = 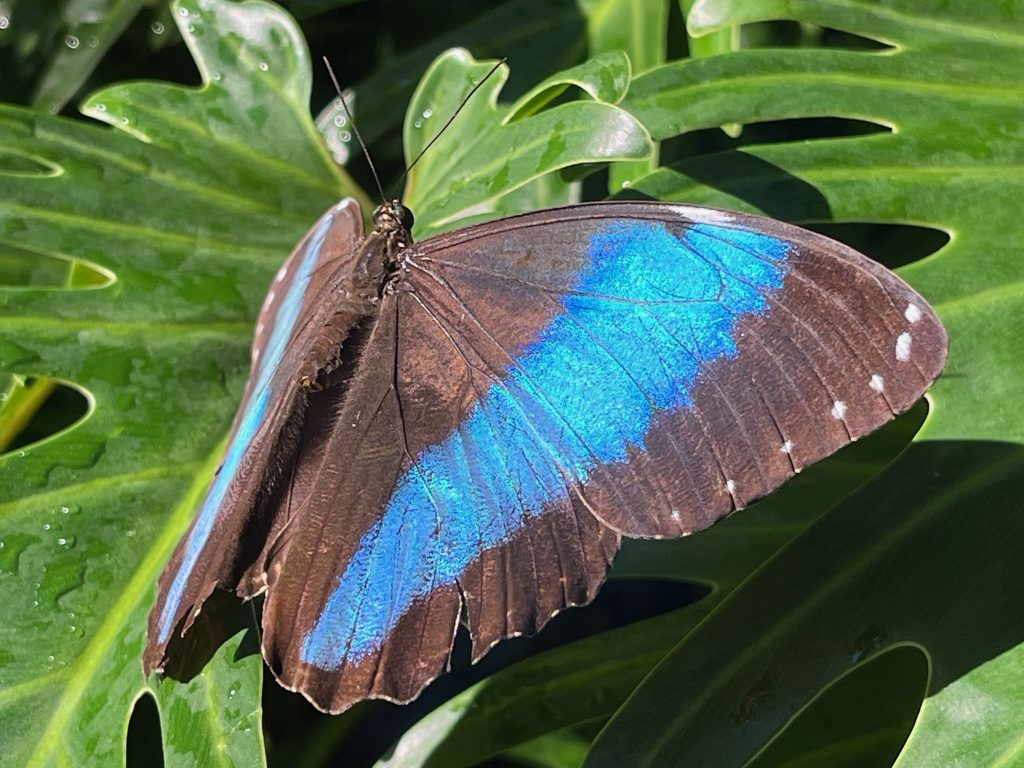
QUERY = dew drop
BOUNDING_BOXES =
[56,538,66,546]
[87,36,99,48]
[422,108,433,119]
[333,115,347,127]
[0,15,9,30]
[47,654,54,662]
[42,523,50,532]
[16,450,25,458]
[65,35,80,49]
[413,119,422,129]
[178,6,189,16]
[339,131,351,142]
[94,104,106,113]
[150,21,165,35]
[621,179,632,188]
[258,62,269,72]
[0,392,7,402]
[187,24,195,33]
[228,687,237,697]
[120,117,130,126]
[125,529,135,537]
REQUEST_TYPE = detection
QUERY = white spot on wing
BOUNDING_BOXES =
[869,374,885,393]
[255,322,264,337]
[725,479,736,494]
[781,440,794,454]
[265,289,276,306]
[676,205,735,224]
[275,265,288,283]
[670,510,681,523]
[831,401,847,420]
[896,332,912,362]
[904,303,922,323]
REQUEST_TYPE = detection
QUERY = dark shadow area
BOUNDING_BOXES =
[737,22,893,52]
[126,693,165,768]
[161,589,260,682]
[620,150,835,223]
[747,645,928,768]
[805,222,950,270]
[661,117,890,169]
[458,578,711,671]
[1,376,90,454]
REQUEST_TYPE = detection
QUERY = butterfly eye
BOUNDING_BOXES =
[395,204,415,231]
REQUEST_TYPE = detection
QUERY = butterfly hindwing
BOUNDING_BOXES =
[144,200,365,674]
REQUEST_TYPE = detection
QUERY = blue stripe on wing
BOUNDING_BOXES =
[301,220,790,668]
[157,214,336,643]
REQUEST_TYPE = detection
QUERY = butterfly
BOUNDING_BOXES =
[143,197,947,713]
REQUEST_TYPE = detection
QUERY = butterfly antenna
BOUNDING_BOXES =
[393,57,508,198]
[323,56,387,204]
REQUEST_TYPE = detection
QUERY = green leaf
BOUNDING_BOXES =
[580,0,667,75]
[31,0,145,113]
[577,0,670,190]
[151,607,266,768]
[315,0,594,160]
[507,50,632,118]
[402,48,651,237]
[578,0,1024,764]
[0,2,663,764]
[0,0,146,111]
[0,0,354,763]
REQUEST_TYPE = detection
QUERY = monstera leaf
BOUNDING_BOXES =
[0,1,650,766]
[377,1,1024,767]
[4,0,1021,764]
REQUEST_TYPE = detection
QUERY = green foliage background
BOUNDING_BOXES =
[1,0,1021,766]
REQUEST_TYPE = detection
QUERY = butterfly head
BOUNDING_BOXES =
[372,200,415,237]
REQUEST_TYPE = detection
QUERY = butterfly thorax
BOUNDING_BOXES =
[349,200,415,301]
[296,201,415,392]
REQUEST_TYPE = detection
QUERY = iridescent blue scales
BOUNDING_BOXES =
[144,200,947,713]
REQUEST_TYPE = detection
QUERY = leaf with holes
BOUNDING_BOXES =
[370,1,1024,766]
[0,0,652,764]
[584,0,1024,765]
